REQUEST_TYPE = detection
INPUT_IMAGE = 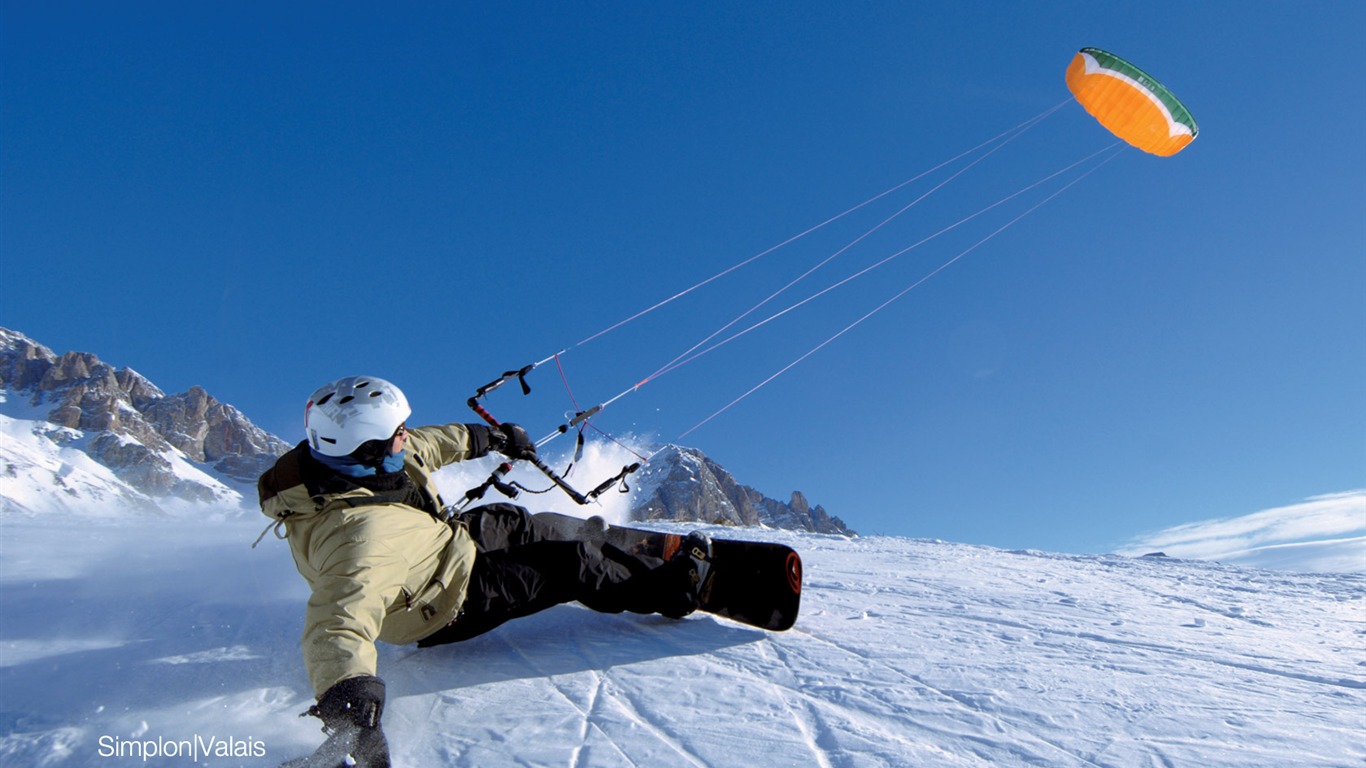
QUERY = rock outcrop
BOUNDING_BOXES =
[0,328,289,507]
[631,444,854,535]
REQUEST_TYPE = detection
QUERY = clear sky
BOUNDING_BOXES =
[3,2,1363,554]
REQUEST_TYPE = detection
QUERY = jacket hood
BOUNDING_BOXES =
[258,442,338,522]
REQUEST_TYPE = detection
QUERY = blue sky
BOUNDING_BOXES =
[3,2,1363,553]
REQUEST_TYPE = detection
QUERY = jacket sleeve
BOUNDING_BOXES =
[301,537,409,696]
[406,423,494,469]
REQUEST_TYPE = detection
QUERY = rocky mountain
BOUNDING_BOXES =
[0,328,290,514]
[0,328,851,534]
[631,444,854,535]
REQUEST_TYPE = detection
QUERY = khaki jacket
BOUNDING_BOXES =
[258,424,481,695]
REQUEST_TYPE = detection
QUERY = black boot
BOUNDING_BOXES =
[656,531,714,619]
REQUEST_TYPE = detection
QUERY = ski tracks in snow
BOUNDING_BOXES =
[6,519,1362,767]
[771,612,1112,767]
[400,614,727,768]
[391,528,1364,767]
[783,532,1366,767]
[497,644,655,768]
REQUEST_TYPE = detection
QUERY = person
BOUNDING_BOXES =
[257,375,712,768]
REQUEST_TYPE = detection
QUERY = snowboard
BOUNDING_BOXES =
[532,512,802,631]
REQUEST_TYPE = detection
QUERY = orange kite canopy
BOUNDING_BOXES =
[1066,48,1198,157]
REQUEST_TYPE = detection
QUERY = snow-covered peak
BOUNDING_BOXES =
[0,328,290,516]
[432,439,854,535]
[631,443,854,534]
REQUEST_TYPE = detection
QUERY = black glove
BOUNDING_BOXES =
[490,422,537,460]
[283,676,391,768]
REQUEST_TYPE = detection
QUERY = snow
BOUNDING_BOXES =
[0,412,160,516]
[2,514,1363,767]
[431,441,644,527]
[0,405,244,518]
[1118,490,1366,573]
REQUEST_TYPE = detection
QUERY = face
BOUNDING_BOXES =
[390,424,407,454]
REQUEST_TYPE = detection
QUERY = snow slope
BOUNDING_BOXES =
[1,515,1363,767]
[1119,490,1366,574]
[0,392,246,517]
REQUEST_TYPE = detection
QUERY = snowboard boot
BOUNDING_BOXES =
[681,530,714,596]
[659,531,714,619]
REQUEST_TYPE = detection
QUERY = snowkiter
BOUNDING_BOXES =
[258,375,710,768]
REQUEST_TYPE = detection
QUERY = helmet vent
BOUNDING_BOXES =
[304,375,410,457]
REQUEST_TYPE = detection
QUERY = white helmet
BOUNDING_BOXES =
[305,376,412,457]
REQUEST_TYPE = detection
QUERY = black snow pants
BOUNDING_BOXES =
[417,504,691,646]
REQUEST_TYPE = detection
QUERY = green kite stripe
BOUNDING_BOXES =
[1079,48,1198,138]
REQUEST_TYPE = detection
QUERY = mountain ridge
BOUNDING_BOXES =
[1,327,291,512]
[0,328,849,533]
[631,444,853,534]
